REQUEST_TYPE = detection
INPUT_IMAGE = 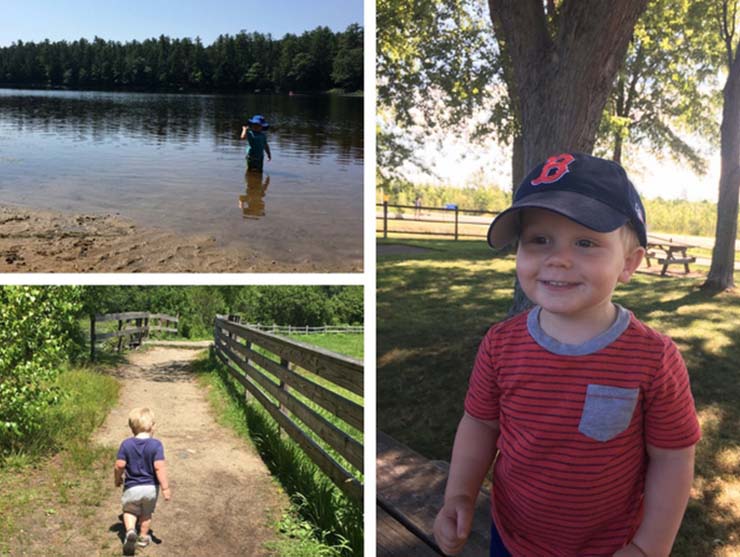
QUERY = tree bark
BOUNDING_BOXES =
[703,39,740,291]
[488,0,649,315]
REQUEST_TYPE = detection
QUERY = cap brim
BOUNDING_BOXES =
[487,190,631,249]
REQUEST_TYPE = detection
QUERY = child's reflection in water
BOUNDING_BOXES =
[239,171,270,219]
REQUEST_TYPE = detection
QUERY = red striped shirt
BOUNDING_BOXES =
[464,309,701,556]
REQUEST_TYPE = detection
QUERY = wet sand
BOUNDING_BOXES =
[0,204,352,272]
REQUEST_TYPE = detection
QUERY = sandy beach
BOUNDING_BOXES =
[0,204,354,273]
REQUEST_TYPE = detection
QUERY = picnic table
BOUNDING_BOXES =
[645,236,696,276]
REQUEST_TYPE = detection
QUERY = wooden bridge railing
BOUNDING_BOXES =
[213,314,364,502]
[90,311,179,360]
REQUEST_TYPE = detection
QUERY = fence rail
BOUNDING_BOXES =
[213,315,363,502]
[376,202,499,240]
[241,323,363,335]
[90,311,179,360]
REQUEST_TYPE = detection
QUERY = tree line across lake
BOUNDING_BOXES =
[0,24,363,93]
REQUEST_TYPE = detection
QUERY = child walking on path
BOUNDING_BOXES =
[115,407,171,555]
[433,153,701,557]
[241,114,272,172]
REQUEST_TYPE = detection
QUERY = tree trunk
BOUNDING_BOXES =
[703,41,740,291]
[488,0,649,315]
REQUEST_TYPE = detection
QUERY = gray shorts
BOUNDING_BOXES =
[121,485,158,517]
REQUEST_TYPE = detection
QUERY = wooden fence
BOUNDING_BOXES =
[90,311,179,361]
[377,201,499,240]
[213,315,363,502]
[242,323,363,335]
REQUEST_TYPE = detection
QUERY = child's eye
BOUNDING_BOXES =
[523,235,549,245]
[576,239,596,248]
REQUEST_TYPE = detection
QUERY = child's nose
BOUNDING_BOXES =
[545,243,574,267]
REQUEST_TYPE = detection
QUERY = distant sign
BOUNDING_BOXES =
[445,203,458,210]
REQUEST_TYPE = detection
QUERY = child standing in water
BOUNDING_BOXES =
[115,407,171,555]
[241,114,272,172]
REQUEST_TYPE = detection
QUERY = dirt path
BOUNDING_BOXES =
[91,347,288,557]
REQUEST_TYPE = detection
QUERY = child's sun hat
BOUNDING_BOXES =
[487,152,647,249]
[247,114,269,129]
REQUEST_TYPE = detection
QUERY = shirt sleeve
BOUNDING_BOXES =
[464,329,501,421]
[154,439,165,461]
[643,338,701,448]
[116,440,127,461]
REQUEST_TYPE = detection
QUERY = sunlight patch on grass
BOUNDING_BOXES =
[715,447,740,474]
[378,347,422,367]
[697,406,724,436]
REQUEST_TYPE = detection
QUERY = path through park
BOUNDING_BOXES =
[91,346,287,556]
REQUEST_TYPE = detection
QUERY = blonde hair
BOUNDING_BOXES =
[128,407,155,434]
[619,223,641,253]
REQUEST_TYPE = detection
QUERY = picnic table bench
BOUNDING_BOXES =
[377,430,491,557]
[645,236,696,276]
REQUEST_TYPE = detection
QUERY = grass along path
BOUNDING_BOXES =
[378,238,740,556]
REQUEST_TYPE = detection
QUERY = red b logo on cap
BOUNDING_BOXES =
[531,153,575,186]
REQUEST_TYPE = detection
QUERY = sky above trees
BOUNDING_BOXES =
[0,0,363,47]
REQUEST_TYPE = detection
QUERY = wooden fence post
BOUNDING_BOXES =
[90,314,96,362]
[383,200,388,239]
[454,206,459,241]
[278,357,289,436]
[117,319,124,353]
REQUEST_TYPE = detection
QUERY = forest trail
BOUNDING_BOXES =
[84,346,286,557]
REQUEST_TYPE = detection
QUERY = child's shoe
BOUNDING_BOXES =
[137,535,151,548]
[123,529,138,555]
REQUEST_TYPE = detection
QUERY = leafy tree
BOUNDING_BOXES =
[705,0,740,290]
[376,0,502,186]
[597,0,722,171]
[0,286,83,452]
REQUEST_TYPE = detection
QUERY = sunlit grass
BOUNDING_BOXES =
[0,366,119,554]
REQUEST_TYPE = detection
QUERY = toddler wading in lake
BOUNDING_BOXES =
[115,407,171,555]
[241,114,272,172]
[433,153,701,557]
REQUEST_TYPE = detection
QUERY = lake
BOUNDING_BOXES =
[0,88,363,271]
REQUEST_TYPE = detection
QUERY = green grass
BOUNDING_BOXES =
[378,237,740,556]
[193,349,363,557]
[287,333,364,360]
[0,366,119,554]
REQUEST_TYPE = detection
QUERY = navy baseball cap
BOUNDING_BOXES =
[487,153,647,249]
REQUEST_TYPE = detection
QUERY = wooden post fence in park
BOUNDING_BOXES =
[213,315,364,502]
[376,202,500,241]
[90,312,179,361]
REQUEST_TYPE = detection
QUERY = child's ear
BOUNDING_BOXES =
[618,246,645,283]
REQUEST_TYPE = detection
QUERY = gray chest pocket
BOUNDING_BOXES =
[578,384,639,442]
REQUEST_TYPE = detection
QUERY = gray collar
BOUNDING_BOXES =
[527,304,630,356]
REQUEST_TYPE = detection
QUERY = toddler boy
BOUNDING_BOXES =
[433,153,701,556]
[115,407,171,555]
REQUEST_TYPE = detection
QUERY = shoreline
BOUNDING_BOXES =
[0,204,360,273]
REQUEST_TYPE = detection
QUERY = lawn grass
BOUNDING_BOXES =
[378,237,740,556]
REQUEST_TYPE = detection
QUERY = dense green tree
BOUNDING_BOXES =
[0,286,84,452]
[0,25,363,93]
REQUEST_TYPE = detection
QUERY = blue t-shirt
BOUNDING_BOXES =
[116,436,165,490]
[246,129,268,161]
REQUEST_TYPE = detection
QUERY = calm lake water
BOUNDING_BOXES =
[0,88,363,270]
